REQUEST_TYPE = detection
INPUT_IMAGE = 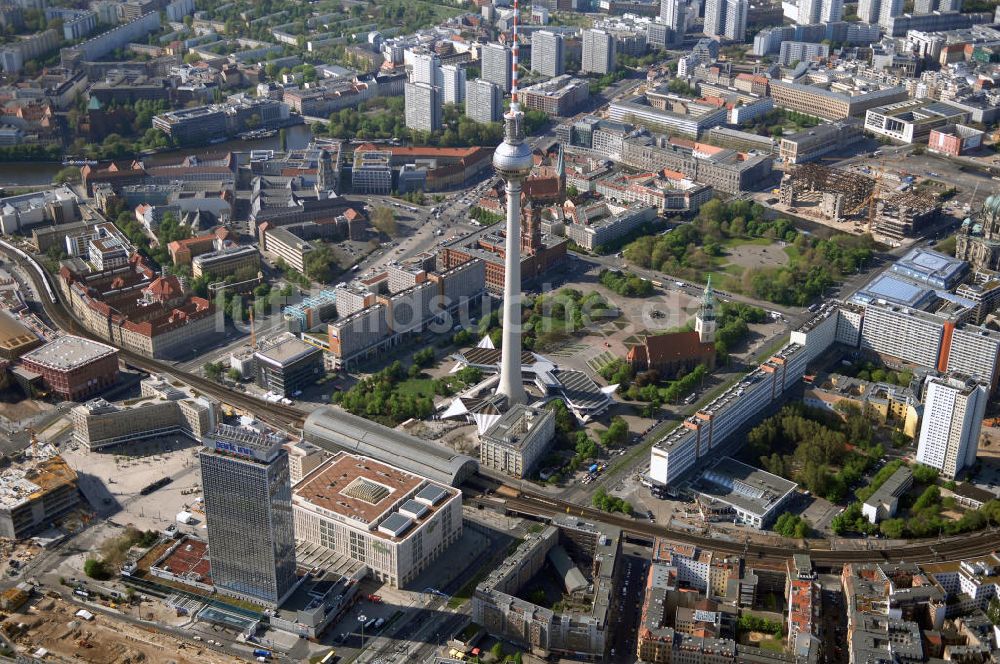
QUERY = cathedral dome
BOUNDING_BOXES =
[985,194,1000,217]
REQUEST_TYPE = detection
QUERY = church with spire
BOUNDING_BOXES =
[627,278,717,378]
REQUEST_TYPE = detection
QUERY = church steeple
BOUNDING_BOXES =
[696,275,716,344]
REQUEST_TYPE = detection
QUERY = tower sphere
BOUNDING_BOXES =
[493,130,534,181]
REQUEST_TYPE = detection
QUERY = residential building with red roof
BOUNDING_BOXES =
[58,255,217,359]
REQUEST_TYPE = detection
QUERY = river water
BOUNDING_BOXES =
[0,123,316,187]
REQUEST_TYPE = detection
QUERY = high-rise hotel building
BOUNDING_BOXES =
[200,423,298,607]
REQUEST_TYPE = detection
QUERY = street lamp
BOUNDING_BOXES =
[358,614,367,649]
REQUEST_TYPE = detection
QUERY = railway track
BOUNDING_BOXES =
[471,476,1000,565]
[0,242,304,429]
[6,243,1000,565]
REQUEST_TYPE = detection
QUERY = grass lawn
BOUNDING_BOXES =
[394,377,437,398]
[722,236,773,249]
[758,637,786,653]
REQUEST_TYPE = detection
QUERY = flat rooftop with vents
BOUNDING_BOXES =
[292,451,463,587]
[293,452,453,533]
[20,335,117,371]
[691,457,797,529]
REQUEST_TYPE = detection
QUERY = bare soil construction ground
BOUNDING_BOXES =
[5,597,245,664]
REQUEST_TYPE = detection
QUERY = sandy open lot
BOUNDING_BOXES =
[6,597,243,664]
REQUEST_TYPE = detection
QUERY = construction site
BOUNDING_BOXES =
[776,163,940,243]
[2,595,246,664]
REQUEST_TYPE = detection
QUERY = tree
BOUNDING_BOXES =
[84,558,110,580]
[53,166,81,185]
[303,245,337,283]
[880,518,906,539]
[773,512,809,538]
[601,416,629,448]
[371,206,398,236]
[226,368,242,382]
[988,598,1000,626]
[203,362,224,380]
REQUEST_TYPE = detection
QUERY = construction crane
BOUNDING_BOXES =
[23,426,38,465]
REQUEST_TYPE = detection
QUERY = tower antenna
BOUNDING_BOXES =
[511,0,520,105]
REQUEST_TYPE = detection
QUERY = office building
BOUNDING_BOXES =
[564,202,658,251]
[440,64,466,105]
[531,30,564,77]
[865,99,969,145]
[200,423,298,607]
[927,124,984,157]
[481,43,512,93]
[691,457,798,528]
[609,93,728,138]
[71,374,218,450]
[352,149,393,195]
[723,0,748,41]
[254,333,324,397]
[916,374,987,479]
[191,245,260,280]
[404,81,442,132]
[519,75,590,117]
[152,97,289,145]
[260,226,314,273]
[704,0,725,37]
[479,404,555,478]
[861,466,912,524]
[582,29,616,75]
[619,133,773,193]
[292,452,462,587]
[768,80,908,121]
[778,119,862,164]
[0,186,79,235]
[20,336,119,401]
[0,455,79,541]
[466,78,503,124]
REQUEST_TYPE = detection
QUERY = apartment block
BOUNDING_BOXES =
[465,78,502,124]
[916,373,987,479]
[531,30,565,77]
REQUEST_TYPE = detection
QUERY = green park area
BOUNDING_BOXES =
[623,200,874,306]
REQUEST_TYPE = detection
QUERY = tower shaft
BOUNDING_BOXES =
[498,179,528,405]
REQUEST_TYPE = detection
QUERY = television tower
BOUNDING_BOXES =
[494,0,533,406]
